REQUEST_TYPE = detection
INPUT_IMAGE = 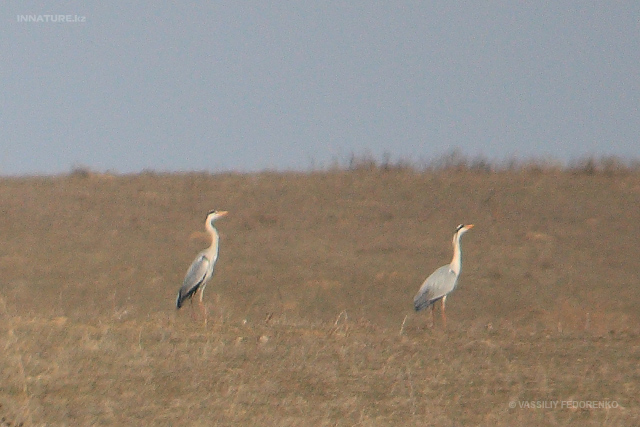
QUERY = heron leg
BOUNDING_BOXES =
[198,285,209,326]
[199,299,208,327]
[441,296,447,328]
[429,304,435,328]
[189,297,198,321]
[194,288,208,326]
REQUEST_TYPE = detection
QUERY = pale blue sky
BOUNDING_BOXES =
[1,2,639,175]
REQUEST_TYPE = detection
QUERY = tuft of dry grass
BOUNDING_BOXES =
[1,168,640,425]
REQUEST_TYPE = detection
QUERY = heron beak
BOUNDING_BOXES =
[217,211,229,217]
[466,224,474,229]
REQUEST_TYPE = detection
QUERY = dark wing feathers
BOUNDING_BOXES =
[176,254,210,308]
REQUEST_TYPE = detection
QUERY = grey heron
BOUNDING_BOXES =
[413,224,474,327]
[176,210,228,323]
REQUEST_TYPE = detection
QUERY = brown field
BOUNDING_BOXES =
[1,166,639,425]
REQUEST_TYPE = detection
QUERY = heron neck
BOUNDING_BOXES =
[205,222,220,259]
[450,233,462,276]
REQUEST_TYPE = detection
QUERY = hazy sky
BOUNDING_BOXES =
[2,2,639,175]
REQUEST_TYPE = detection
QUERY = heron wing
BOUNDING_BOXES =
[413,265,458,311]
[176,253,211,308]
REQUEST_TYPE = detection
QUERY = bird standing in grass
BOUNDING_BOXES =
[413,224,473,327]
[176,210,228,324]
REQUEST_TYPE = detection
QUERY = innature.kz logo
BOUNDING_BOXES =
[17,15,86,23]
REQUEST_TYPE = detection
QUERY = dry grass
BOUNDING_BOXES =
[1,168,640,425]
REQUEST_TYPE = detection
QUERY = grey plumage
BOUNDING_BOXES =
[176,210,228,311]
[176,253,213,309]
[413,224,473,325]
[413,264,457,311]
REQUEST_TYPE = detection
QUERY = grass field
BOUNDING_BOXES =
[1,165,639,425]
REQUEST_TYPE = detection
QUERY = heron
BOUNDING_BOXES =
[176,210,228,324]
[413,224,474,327]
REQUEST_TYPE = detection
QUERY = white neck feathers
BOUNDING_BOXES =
[205,220,220,260]
[450,231,463,276]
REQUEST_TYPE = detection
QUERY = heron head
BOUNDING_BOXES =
[206,210,228,222]
[455,224,474,234]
